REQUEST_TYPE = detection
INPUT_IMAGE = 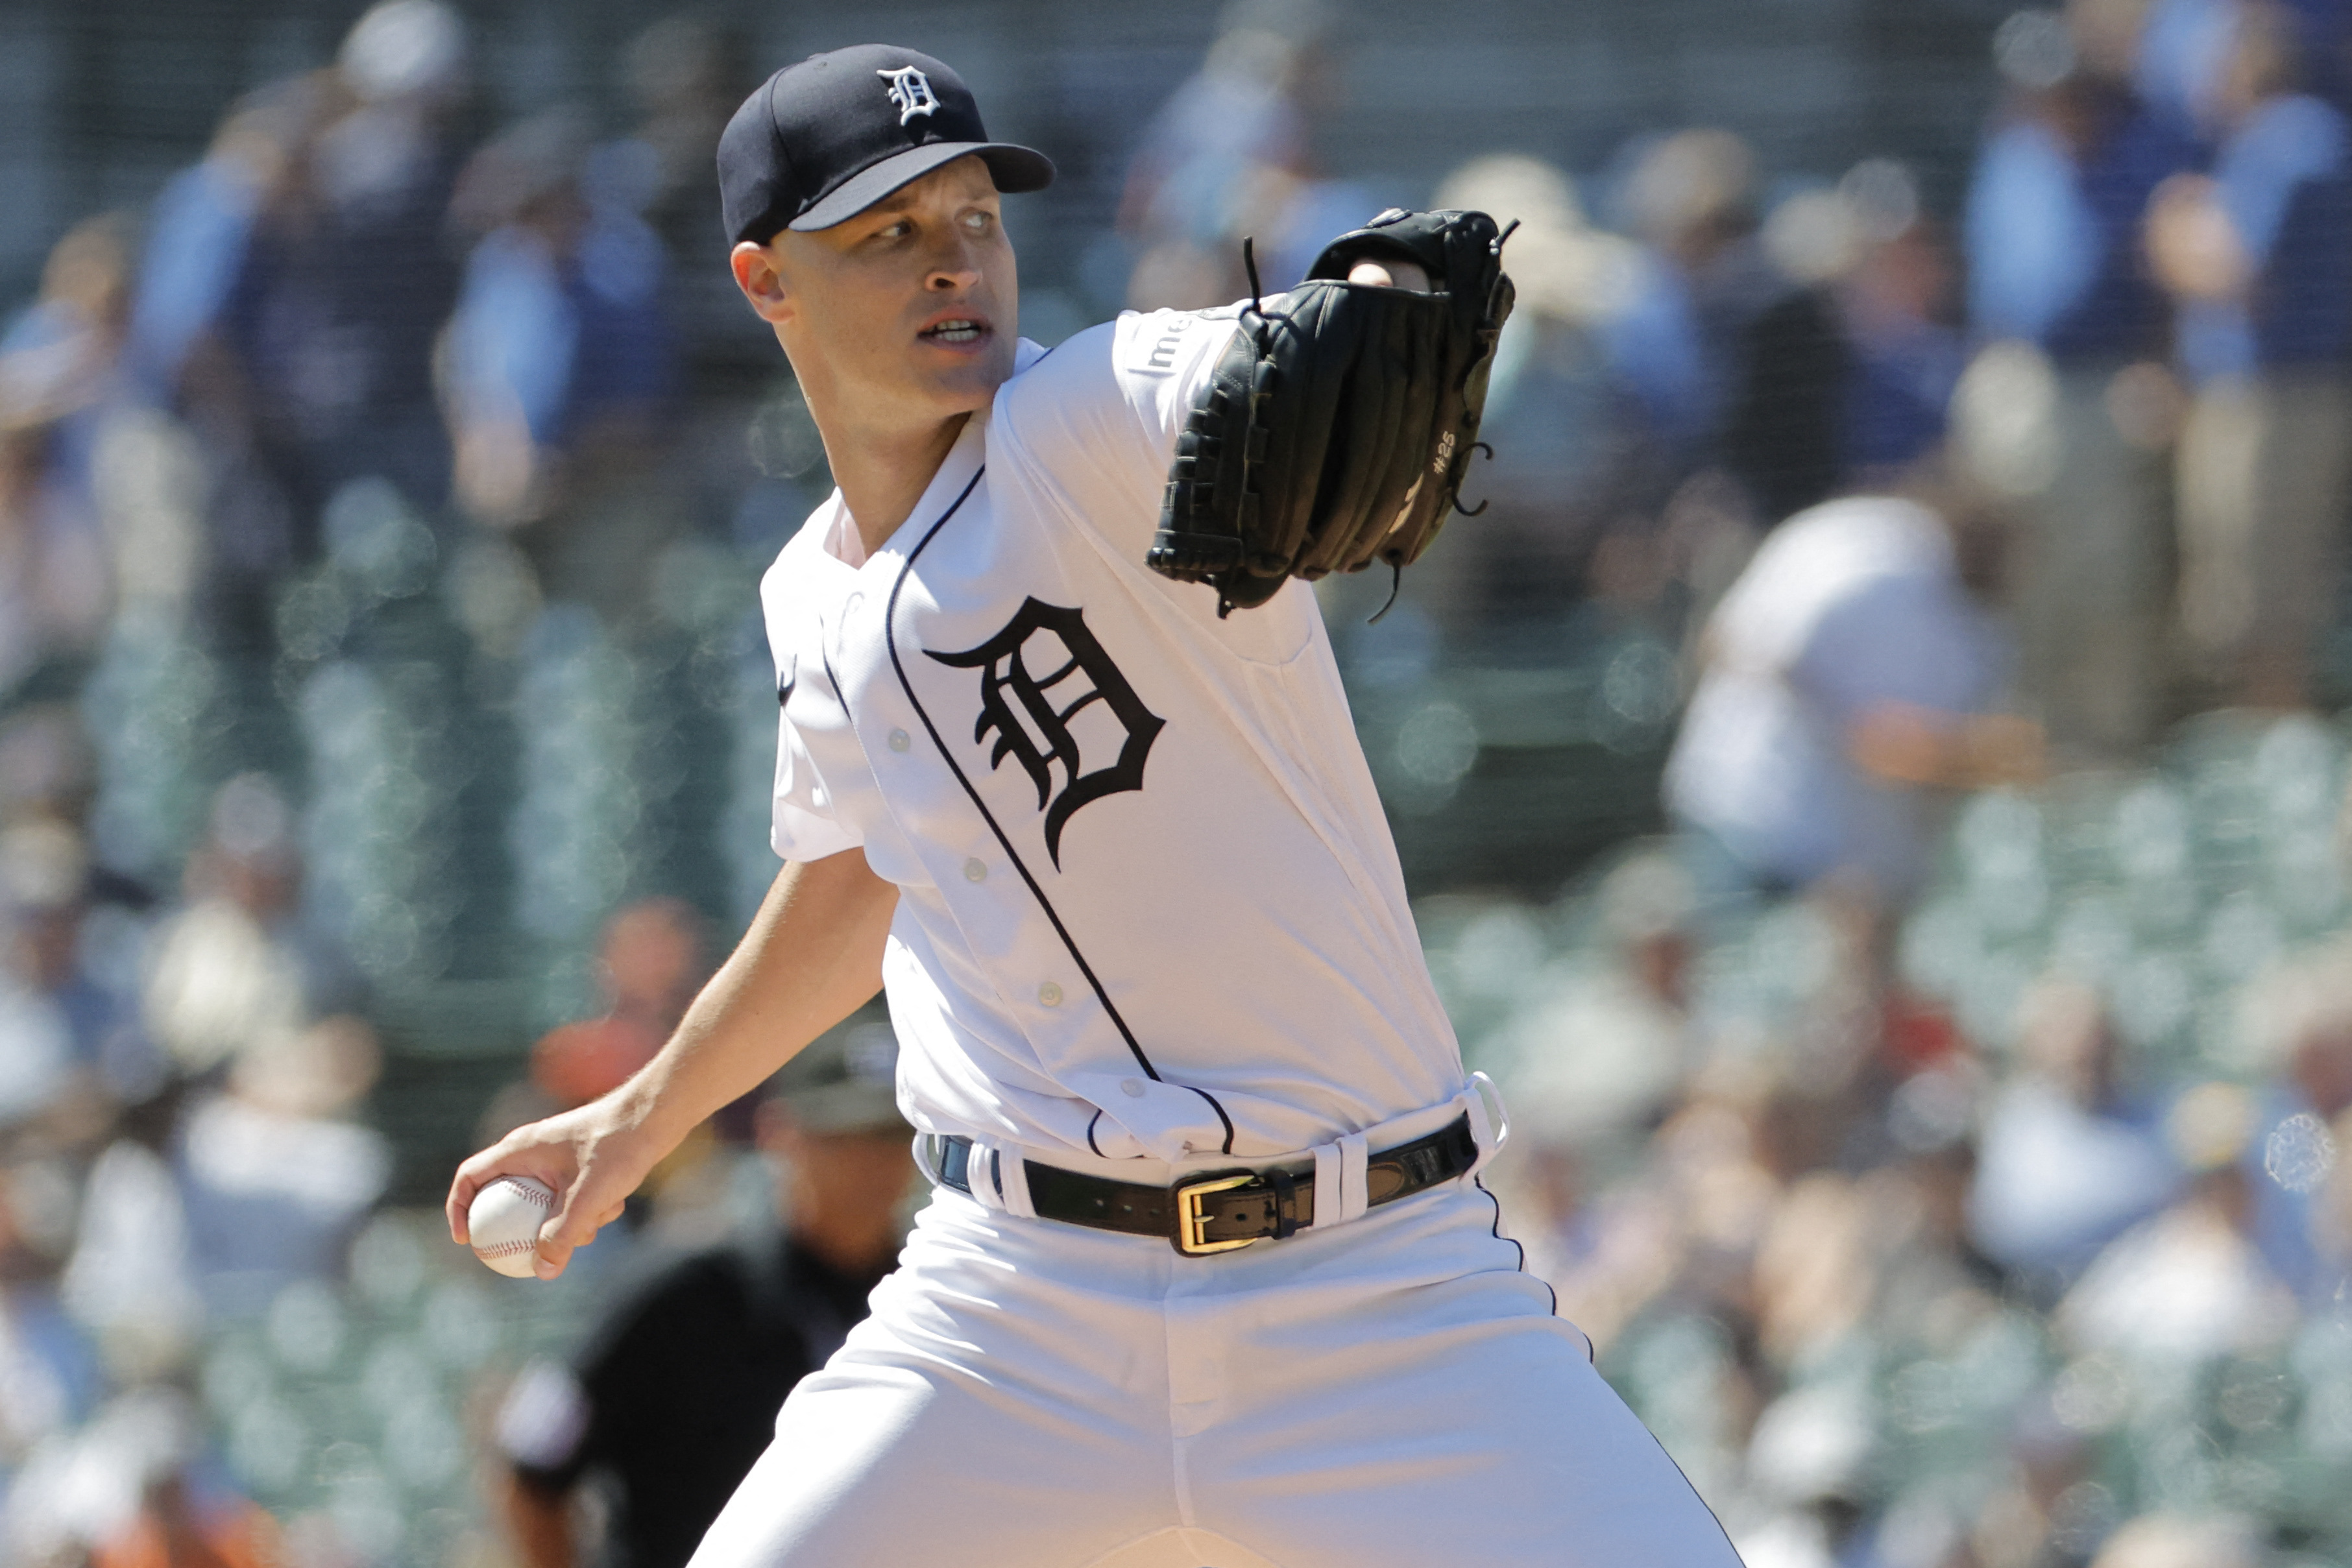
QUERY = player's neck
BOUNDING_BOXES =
[821,409,974,560]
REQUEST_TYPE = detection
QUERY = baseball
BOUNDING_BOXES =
[467,1175,556,1279]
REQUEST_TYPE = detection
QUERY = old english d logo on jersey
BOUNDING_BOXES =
[928,599,1163,869]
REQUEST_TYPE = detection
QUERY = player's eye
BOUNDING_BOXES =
[962,211,993,234]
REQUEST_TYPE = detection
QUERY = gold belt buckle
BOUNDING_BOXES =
[1173,1172,1260,1256]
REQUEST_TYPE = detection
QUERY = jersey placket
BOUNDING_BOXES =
[827,457,1241,1162]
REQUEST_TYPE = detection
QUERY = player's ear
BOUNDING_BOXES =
[731,239,796,326]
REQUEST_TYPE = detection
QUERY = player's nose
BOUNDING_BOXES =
[925,258,984,292]
[922,234,988,293]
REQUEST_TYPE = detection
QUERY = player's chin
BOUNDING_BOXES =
[910,336,1015,408]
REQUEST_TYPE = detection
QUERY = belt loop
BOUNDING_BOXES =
[995,1146,1037,1220]
[1465,1072,1510,1177]
[962,1140,1007,1213]
[1313,1140,1343,1224]
[1336,1131,1370,1223]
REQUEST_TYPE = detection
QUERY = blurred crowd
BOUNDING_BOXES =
[1466,705,2352,1568]
[0,0,2348,1562]
[1121,0,2352,767]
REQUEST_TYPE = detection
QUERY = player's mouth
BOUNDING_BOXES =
[919,315,991,348]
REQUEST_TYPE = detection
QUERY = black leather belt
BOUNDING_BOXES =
[923,1114,1479,1256]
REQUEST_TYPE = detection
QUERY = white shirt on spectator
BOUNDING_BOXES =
[1665,495,2004,901]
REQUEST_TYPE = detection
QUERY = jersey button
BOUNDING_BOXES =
[1120,1078,1145,1098]
[963,858,988,883]
[1037,981,1063,1007]
[888,729,910,753]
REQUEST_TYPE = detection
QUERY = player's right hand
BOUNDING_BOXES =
[446,1093,662,1279]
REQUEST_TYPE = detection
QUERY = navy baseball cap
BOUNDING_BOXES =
[718,45,1054,245]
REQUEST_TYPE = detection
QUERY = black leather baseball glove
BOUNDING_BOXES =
[1146,208,1516,616]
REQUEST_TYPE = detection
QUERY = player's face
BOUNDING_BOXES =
[740,157,1018,429]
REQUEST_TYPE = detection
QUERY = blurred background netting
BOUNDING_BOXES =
[4,0,2352,1564]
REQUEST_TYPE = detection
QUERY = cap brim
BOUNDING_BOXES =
[789,141,1056,232]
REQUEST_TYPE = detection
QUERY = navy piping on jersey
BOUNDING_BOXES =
[1084,1109,1106,1158]
[1477,1174,1562,1330]
[884,464,1237,1152]
[817,645,853,720]
[1188,1086,1236,1151]
[1481,1173,1730,1535]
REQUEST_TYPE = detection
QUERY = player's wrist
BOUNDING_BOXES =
[602,1067,689,1155]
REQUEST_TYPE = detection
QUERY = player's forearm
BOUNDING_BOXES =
[620,848,898,1148]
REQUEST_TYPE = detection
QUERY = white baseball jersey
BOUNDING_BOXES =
[761,310,1464,1165]
[729,309,1745,1568]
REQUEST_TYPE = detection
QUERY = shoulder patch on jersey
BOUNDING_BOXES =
[1128,312,1197,376]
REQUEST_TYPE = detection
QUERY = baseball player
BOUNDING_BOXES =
[450,44,1744,1568]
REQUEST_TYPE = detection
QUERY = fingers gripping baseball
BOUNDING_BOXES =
[447,1105,654,1279]
[1346,258,1432,293]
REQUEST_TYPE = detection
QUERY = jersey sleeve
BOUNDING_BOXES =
[760,544,864,864]
[771,699,861,863]
[996,306,1244,559]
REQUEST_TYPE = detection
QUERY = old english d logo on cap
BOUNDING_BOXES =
[717,44,1054,245]
[878,66,941,125]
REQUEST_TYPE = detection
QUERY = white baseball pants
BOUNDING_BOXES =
[690,1098,1743,1568]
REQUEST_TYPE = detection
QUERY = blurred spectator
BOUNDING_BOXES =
[0,1162,103,1469]
[58,1132,200,1385]
[1119,0,1371,308]
[177,1016,389,1318]
[119,73,339,642]
[2087,1512,2262,1568]
[0,215,132,699]
[1963,0,2196,760]
[10,1386,276,1568]
[0,834,84,1133]
[2239,947,2352,1300]
[122,0,470,651]
[1416,154,1672,634]
[1620,128,1847,525]
[0,706,99,835]
[0,818,158,1107]
[125,75,333,413]
[128,0,467,652]
[1968,978,2179,1289]
[142,775,359,1080]
[495,1015,913,1568]
[275,0,470,509]
[525,897,707,1116]
[445,108,679,620]
[618,15,770,405]
[1664,482,2040,913]
[2149,0,2352,710]
[1813,163,1968,487]
[2139,0,2240,133]
[2057,1081,2294,1363]
[1501,849,1697,1158]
